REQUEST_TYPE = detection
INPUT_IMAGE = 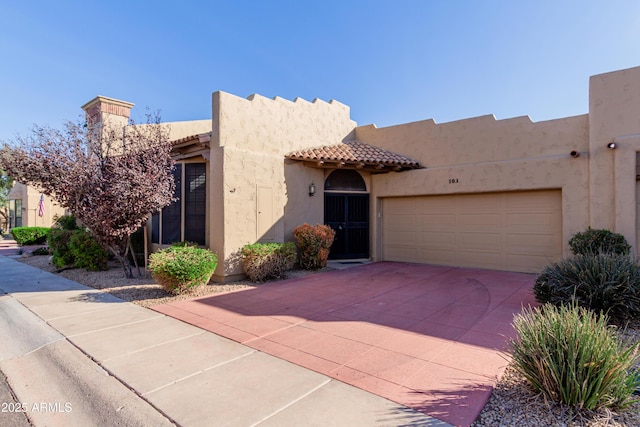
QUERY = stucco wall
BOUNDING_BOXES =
[210,91,356,280]
[588,66,640,243]
[163,120,212,140]
[356,110,591,260]
[356,65,640,259]
[9,183,65,228]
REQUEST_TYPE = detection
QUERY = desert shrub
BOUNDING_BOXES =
[149,246,218,294]
[534,253,640,323]
[242,242,297,282]
[10,226,50,245]
[569,227,631,256]
[31,247,50,256]
[52,214,78,231]
[292,223,336,270]
[48,228,75,268]
[47,215,79,268]
[69,230,108,271]
[511,304,639,410]
[171,241,199,247]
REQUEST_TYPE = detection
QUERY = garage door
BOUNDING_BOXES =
[382,190,562,273]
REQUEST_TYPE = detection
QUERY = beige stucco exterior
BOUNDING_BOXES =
[210,92,357,280]
[7,182,65,229]
[76,64,640,279]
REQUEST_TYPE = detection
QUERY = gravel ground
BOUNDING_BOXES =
[16,254,328,308]
[16,253,640,427]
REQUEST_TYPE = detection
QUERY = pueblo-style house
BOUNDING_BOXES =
[34,66,640,282]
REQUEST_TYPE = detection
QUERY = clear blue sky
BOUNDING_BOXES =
[1,1,639,141]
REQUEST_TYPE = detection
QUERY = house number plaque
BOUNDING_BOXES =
[448,178,459,184]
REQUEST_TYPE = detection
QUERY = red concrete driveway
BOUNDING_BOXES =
[152,261,537,426]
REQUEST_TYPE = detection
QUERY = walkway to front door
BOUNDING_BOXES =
[152,262,537,426]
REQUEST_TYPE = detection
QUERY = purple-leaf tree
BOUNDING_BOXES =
[0,114,175,278]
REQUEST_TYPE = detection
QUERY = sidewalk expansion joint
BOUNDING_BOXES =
[60,313,167,338]
[141,349,256,396]
[100,330,206,363]
[249,377,332,427]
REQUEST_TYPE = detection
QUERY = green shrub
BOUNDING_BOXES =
[171,241,199,247]
[10,227,50,245]
[242,242,297,282]
[569,227,631,256]
[510,304,639,410]
[534,253,640,323]
[292,223,336,270]
[31,247,50,256]
[48,215,78,269]
[48,228,76,268]
[69,230,108,271]
[149,246,218,294]
[52,214,78,231]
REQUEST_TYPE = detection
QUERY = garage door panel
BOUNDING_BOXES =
[388,198,418,212]
[385,246,418,262]
[507,213,560,229]
[386,231,417,245]
[457,251,502,270]
[416,197,455,212]
[419,231,457,249]
[457,213,500,229]
[507,192,559,211]
[383,190,562,273]
[458,232,501,250]
[416,248,456,265]
[386,214,417,229]
[419,214,456,228]
[507,233,561,254]
[456,194,502,211]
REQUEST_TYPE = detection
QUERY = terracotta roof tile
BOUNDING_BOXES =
[286,141,421,170]
[171,133,211,145]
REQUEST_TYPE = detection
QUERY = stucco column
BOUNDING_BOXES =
[613,134,640,252]
[588,66,640,232]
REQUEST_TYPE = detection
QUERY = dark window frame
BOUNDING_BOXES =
[151,162,206,246]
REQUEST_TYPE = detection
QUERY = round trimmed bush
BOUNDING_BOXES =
[149,246,218,294]
[569,227,631,256]
[534,253,640,323]
[511,304,639,410]
[292,223,335,270]
[10,226,50,245]
[241,242,296,282]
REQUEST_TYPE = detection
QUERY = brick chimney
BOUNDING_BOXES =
[81,96,134,130]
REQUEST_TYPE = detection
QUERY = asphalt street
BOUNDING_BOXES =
[0,368,31,427]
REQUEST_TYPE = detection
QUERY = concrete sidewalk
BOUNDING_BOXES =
[0,256,449,426]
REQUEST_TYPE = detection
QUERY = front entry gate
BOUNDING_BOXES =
[324,193,369,259]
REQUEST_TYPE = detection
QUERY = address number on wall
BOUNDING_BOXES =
[448,178,459,184]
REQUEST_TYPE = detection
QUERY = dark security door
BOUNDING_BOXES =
[325,193,369,259]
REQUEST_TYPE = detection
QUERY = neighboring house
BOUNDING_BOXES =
[6,182,64,230]
[81,65,640,282]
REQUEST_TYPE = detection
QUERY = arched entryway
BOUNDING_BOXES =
[324,170,369,259]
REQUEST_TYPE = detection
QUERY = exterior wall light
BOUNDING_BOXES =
[607,142,617,149]
[570,151,580,158]
[309,183,316,196]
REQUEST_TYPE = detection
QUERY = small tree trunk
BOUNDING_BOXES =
[109,245,134,279]
[143,226,149,278]
[127,237,141,277]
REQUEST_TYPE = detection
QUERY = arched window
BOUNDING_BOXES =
[324,170,366,192]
